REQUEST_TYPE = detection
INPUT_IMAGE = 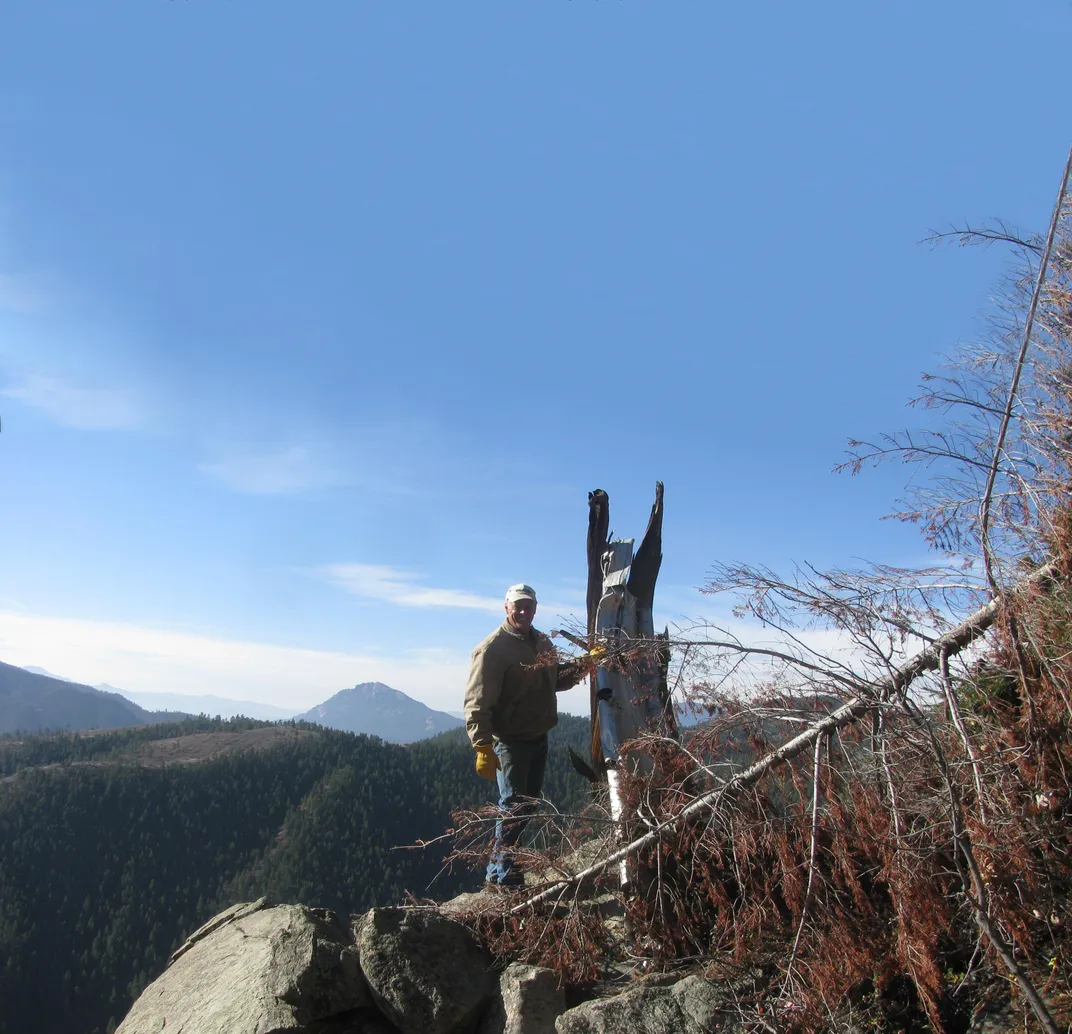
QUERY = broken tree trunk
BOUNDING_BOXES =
[583,483,678,885]
[586,483,676,774]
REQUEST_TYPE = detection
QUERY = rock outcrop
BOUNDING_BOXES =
[479,964,565,1034]
[554,975,728,1034]
[116,899,371,1034]
[355,908,495,1034]
[116,898,734,1034]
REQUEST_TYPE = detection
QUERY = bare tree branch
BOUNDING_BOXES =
[512,561,1054,914]
[921,223,1043,255]
[980,146,1072,593]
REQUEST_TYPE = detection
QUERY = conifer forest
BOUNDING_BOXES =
[0,716,591,1034]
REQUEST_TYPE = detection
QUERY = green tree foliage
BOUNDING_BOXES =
[225,718,592,915]
[0,714,592,1034]
[0,715,265,776]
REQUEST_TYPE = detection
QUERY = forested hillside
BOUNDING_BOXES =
[0,661,158,734]
[0,714,591,1034]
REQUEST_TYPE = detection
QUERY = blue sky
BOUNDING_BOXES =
[1,0,1069,715]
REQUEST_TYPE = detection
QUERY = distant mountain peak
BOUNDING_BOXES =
[20,664,75,682]
[294,682,462,744]
[347,682,402,695]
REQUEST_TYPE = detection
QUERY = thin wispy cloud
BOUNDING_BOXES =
[318,564,584,626]
[0,609,470,713]
[1,373,142,430]
[319,563,505,612]
[199,445,348,495]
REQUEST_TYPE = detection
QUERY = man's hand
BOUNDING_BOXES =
[587,645,607,662]
[474,743,500,781]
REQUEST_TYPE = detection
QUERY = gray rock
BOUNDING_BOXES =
[479,963,565,1034]
[116,902,371,1034]
[355,907,495,1034]
[439,889,499,915]
[169,896,269,963]
[306,1012,401,1034]
[555,975,729,1034]
[673,976,730,1031]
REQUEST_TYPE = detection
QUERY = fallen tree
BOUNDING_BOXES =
[510,557,1062,1030]
[450,149,1072,1034]
[515,557,1057,915]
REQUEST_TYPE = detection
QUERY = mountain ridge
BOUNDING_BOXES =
[293,681,464,743]
[112,689,298,722]
[4,665,462,743]
[0,661,156,734]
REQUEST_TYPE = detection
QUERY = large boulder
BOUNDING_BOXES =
[554,975,729,1034]
[478,963,565,1034]
[116,900,372,1034]
[355,907,495,1034]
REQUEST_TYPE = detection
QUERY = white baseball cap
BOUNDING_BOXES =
[505,583,538,603]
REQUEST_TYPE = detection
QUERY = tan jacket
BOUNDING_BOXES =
[464,622,582,745]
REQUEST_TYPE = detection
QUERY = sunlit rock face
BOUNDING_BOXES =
[115,900,371,1034]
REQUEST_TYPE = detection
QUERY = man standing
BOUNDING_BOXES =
[464,583,585,887]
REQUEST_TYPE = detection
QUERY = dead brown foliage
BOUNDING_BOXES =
[444,159,1072,1033]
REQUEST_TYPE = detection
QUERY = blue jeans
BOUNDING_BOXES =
[487,735,548,885]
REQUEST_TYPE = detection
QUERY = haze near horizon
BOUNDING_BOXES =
[2,1,1069,717]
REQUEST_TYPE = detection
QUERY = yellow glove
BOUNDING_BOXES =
[474,744,500,781]
[587,645,607,662]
